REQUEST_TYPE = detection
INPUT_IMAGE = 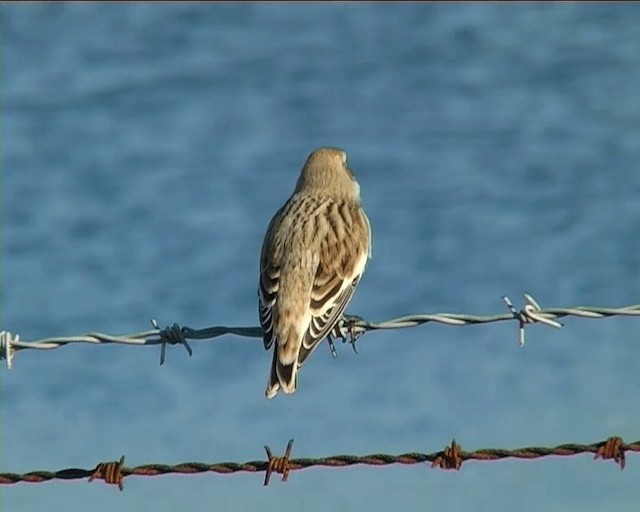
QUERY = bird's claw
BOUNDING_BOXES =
[326,334,338,359]
[341,314,364,355]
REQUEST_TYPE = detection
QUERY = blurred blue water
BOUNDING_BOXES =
[2,3,639,511]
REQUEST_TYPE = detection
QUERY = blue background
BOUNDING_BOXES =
[2,3,639,511]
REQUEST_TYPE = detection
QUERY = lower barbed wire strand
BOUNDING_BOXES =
[0,437,636,486]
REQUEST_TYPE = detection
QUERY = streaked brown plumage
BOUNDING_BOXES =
[259,147,371,398]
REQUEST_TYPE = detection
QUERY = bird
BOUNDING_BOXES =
[258,147,372,399]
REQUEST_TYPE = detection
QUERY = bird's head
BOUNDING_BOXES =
[295,147,361,200]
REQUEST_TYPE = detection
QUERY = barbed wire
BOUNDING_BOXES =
[1,294,639,369]
[0,436,635,490]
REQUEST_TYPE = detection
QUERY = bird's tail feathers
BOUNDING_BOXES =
[265,349,280,399]
[276,358,297,394]
[265,348,299,398]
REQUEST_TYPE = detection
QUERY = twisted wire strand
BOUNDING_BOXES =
[0,437,635,488]
[2,295,639,368]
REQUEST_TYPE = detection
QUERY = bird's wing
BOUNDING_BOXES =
[259,264,279,350]
[259,210,285,351]
[297,205,370,366]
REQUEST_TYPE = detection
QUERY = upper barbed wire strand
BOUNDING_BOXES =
[1,295,639,368]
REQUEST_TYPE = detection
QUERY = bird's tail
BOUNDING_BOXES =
[265,347,298,399]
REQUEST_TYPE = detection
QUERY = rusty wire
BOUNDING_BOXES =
[88,456,126,491]
[0,436,636,489]
[1,294,639,369]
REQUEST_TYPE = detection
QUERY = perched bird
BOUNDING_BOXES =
[259,147,372,399]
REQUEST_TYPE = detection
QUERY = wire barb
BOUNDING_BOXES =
[89,456,126,491]
[502,293,563,347]
[263,439,294,486]
[0,331,17,369]
[594,436,626,470]
[152,319,193,365]
[431,439,463,470]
